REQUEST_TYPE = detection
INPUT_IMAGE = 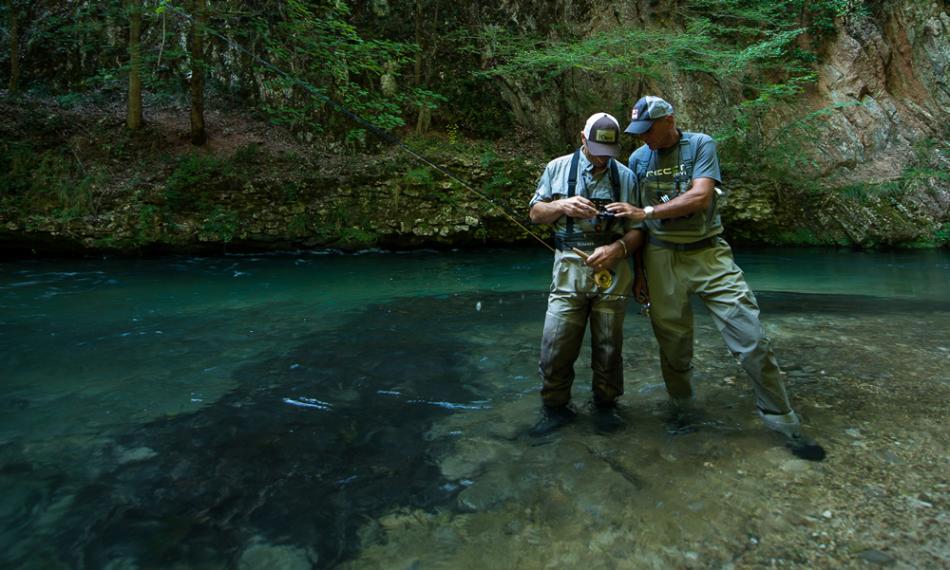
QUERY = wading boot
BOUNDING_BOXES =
[528,405,577,437]
[759,409,827,462]
[664,397,700,435]
[592,400,626,434]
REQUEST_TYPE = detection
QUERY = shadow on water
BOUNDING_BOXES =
[41,293,543,569]
[753,291,950,315]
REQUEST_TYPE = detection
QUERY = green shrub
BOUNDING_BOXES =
[200,207,240,243]
[164,153,230,211]
[402,167,434,188]
[0,142,100,218]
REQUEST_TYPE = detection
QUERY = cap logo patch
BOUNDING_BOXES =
[594,129,616,143]
[631,109,639,120]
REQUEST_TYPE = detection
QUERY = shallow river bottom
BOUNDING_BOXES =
[1,252,948,569]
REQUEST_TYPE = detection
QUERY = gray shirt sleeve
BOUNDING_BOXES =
[691,135,721,184]
[529,162,555,209]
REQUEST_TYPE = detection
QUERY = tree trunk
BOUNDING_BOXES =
[8,0,19,93]
[413,0,429,134]
[413,0,422,86]
[127,0,143,129]
[189,0,207,146]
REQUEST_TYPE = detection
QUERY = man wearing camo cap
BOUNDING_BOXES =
[614,95,824,460]
[526,112,646,436]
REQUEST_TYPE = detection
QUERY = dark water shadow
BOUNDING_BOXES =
[753,291,950,315]
[41,292,544,569]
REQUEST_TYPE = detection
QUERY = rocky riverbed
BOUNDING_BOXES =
[341,292,950,569]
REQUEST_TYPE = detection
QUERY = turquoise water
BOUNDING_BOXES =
[1,247,948,568]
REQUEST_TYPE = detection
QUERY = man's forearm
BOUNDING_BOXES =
[650,179,715,220]
[618,228,645,255]
[529,201,563,225]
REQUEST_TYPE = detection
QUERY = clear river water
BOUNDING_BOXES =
[1,247,948,569]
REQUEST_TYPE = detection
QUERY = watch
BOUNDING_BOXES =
[644,206,655,220]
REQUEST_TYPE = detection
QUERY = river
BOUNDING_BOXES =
[1,247,948,568]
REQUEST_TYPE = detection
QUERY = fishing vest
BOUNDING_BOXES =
[630,132,723,240]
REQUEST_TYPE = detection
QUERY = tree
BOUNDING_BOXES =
[127,0,143,129]
[413,0,430,133]
[7,0,18,93]
[189,0,207,146]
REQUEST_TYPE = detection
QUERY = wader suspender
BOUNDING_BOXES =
[565,150,580,234]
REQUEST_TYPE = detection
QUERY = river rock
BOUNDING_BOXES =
[856,549,896,566]
[238,542,315,570]
[456,470,515,512]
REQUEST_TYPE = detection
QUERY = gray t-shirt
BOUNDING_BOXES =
[628,131,723,242]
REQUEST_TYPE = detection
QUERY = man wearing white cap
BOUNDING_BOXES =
[615,95,824,459]
[526,112,645,435]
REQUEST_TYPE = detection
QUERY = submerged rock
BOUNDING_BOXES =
[856,549,896,566]
[238,542,315,570]
[456,470,516,512]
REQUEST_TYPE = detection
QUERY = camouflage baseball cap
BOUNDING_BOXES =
[624,96,674,135]
[582,113,621,157]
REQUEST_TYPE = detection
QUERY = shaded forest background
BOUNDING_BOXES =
[0,0,947,254]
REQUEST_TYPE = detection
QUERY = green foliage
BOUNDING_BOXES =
[200,206,240,243]
[164,153,230,210]
[248,0,443,143]
[402,167,435,189]
[478,2,814,87]
[934,223,950,247]
[135,204,164,243]
[0,141,100,218]
[338,226,377,246]
[479,0,870,172]
[288,212,309,236]
[446,123,459,145]
[477,151,514,198]
[0,142,34,196]
[838,181,898,203]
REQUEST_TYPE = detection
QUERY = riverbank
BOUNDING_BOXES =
[1,95,947,258]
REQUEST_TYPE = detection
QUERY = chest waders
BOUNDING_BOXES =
[554,150,622,289]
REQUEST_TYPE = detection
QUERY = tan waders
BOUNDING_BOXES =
[538,251,630,408]
[644,237,800,432]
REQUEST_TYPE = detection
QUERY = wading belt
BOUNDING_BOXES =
[554,233,618,252]
[648,234,718,251]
